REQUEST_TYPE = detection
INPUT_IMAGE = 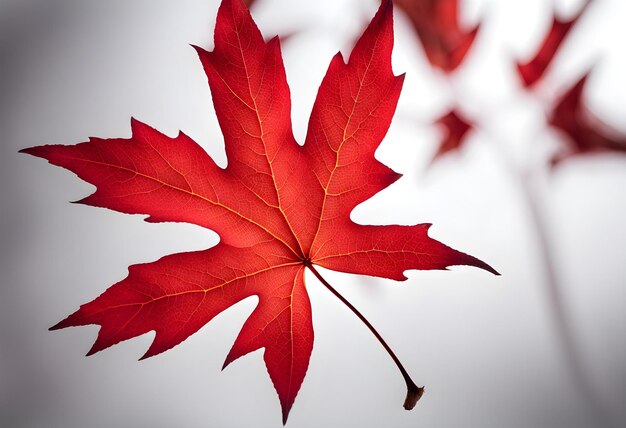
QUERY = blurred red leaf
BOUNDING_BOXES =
[549,73,626,164]
[432,109,473,161]
[516,0,591,88]
[394,0,479,73]
[21,0,495,423]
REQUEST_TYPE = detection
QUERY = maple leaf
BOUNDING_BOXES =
[394,0,480,73]
[21,0,497,423]
[549,73,626,165]
[431,109,473,162]
[516,0,592,88]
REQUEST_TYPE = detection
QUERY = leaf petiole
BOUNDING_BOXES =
[305,262,424,410]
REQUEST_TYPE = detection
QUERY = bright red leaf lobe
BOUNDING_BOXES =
[432,109,473,161]
[394,0,480,73]
[549,73,626,165]
[516,0,591,88]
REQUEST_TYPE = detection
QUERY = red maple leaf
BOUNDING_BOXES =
[21,0,496,423]
[549,73,626,165]
[516,0,592,88]
[431,109,473,162]
[394,0,480,73]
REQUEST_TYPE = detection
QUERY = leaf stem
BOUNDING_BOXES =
[305,262,424,410]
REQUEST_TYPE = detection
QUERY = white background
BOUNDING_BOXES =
[1,0,625,427]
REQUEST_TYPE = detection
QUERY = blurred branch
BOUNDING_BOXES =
[518,171,617,428]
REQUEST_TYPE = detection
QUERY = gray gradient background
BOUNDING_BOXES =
[1,0,625,427]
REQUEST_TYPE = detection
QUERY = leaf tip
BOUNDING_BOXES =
[129,115,140,129]
[138,351,153,362]
[221,350,238,371]
[469,257,500,276]
[281,401,294,425]
[375,0,394,28]
[380,0,393,13]
[48,322,62,331]
[49,315,75,331]
[18,145,47,159]
[129,116,153,139]
[190,43,206,55]
[85,346,100,357]
[69,196,88,205]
